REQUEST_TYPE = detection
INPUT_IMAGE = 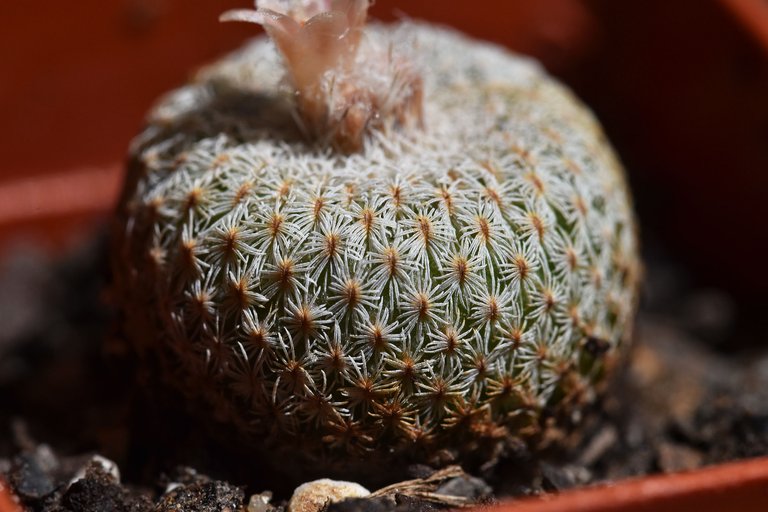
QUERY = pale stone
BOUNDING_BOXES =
[69,455,120,487]
[288,479,370,512]
[247,491,274,512]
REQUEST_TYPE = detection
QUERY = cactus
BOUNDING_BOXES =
[113,0,639,471]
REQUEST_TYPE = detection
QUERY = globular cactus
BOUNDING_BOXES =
[113,0,639,472]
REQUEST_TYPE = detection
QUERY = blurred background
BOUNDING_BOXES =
[1,0,767,340]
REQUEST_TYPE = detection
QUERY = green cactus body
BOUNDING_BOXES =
[113,19,639,468]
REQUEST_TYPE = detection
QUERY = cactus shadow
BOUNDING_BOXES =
[134,84,307,157]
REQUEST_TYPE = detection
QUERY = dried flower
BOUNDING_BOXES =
[221,0,423,151]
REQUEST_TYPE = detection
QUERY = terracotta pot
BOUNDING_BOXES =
[1,1,767,510]
[0,166,121,252]
[496,456,768,512]
[0,480,18,512]
[722,0,768,52]
[566,0,768,300]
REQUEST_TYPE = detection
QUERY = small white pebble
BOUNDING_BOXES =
[163,482,183,494]
[248,491,273,512]
[288,479,370,512]
[69,455,120,486]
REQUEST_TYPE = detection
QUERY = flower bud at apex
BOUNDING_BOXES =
[221,0,423,151]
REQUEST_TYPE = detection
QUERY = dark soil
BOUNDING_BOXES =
[1,230,767,511]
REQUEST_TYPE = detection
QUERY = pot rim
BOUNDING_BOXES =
[494,456,768,512]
